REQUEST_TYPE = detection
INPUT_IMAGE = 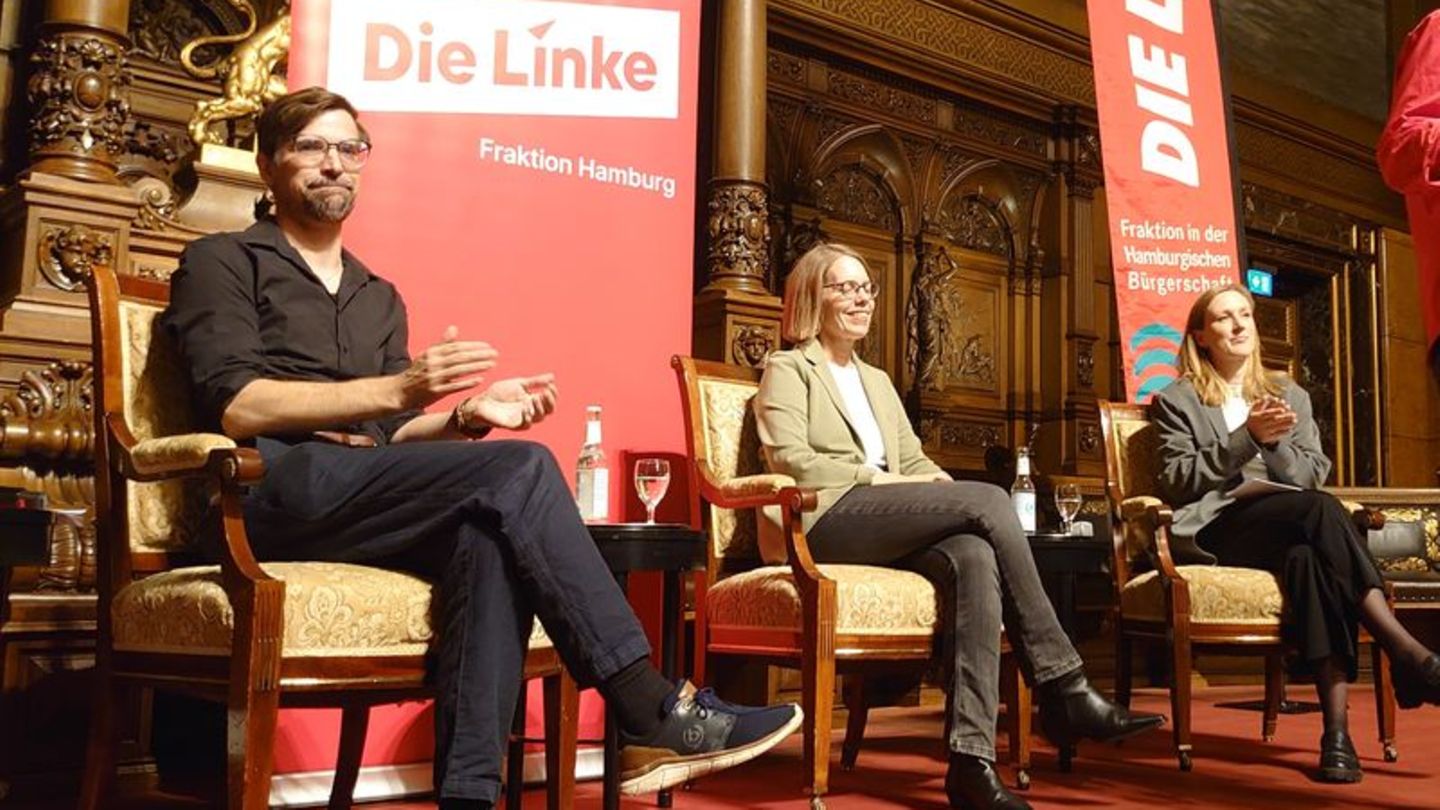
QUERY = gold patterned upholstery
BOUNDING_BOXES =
[118,298,212,552]
[113,562,434,657]
[708,565,938,636]
[1120,567,1284,624]
[696,377,768,560]
[114,561,556,657]
[131,434,237,475]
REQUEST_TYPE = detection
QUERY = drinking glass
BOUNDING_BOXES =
[634,458,671,524]
[1054,483,1083,535]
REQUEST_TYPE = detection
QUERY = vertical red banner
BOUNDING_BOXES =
[1087,0,1244,402]
[270,0,701,785]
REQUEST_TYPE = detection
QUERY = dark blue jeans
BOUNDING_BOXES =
[229,438,652,804]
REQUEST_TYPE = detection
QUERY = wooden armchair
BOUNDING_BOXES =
[673,356,1031,809]
[75,261,577,810]
[1098,401,1397,771]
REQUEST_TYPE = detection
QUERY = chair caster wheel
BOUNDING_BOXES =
[1015,769,1031,791]
[1384,744,1399,763]
[1178,751,1193,771]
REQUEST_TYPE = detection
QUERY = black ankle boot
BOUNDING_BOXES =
[945,754,1031,810]
[1393,653,1440,709]
[1318,728,1363,783]
[1037,669,1166,749]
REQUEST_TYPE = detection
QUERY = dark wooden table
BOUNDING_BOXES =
[587,522,705,810]
[1027,531,1110,641]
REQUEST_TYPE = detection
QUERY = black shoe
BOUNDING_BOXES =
[1038,670,1166,748]
[618,681,803,795]
[945,754,1032,810]
[1393,653,1440,709]
[1318,728,1363,783]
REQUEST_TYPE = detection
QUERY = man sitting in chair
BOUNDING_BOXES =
[162,86,802,810]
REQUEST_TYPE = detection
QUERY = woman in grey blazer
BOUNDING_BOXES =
[1151,285,1440,783]
[756,243,1163,810]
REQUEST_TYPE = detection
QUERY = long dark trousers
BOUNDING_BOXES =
[808,481,1082,761]
[1197,489,1385,679]
[229,438,652,804]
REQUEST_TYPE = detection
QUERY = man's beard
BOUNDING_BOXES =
[301,184,355,222]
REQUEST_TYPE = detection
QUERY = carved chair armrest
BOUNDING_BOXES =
[706,473,803,509]
[1119,495,1185,580]
[696,469,829,587]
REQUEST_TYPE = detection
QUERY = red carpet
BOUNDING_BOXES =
[421,684,1440,809]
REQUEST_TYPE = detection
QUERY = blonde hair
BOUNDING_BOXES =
[1177,285,1284,406]
[781,243,872,343]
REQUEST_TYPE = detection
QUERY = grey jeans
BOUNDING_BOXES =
[808,481,1083,761]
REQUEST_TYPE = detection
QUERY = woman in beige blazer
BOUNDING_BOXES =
[1151,286,1440,783]
[756,243,1163,810]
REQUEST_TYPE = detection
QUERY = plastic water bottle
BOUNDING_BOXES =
[575,405,609,523]
[1011,446,1037,532]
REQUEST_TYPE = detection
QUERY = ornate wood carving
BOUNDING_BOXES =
[0,363,95,466]
[815,166,898,230]
[705,180,772,290]
[37,225,115,293]
[768,50,807,85]
[776,216,831,287]
[774,0,1096,104]
[27,31,133,182]
[1242,182,1364,257]
[918,410,1002,451]
[952,103,1049,158]
[130,0,216,65]
[905,244,995,394]
[730,324,778,368]
[826,68,937,126]
[937,195,1010,257]
[1076,340,1095,389]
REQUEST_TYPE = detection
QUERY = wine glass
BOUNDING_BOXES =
[1054,483,1083,535]
[634,458,671,524]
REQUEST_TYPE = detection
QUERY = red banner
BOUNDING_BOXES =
[273,0,701,789]
[1087,0,1244,402]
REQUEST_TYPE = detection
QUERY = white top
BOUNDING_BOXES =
[1222,384,1249,432]
[827,361,888,470]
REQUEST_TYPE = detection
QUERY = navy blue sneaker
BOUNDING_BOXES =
[618,680,803,795]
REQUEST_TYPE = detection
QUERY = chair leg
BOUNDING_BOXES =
[839,676,867,772]
[1169,635,1193,772]
[802,653,836,808]
[543,670,579,810]
[77,671,123,810]
[1115,633,1133,708]
[507,682,530,809]
[227,684,281,809]
[1262,653,1283,743]
[1001,653,1032,791]
[329,704,371,809]
[1372,641,1399,762]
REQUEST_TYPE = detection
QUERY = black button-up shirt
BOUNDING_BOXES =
[163,218,419,445]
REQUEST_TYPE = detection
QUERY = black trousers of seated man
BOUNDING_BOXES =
[206,438,653,805]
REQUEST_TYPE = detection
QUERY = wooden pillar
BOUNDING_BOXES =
[694,0,782,366]
[24,0,133,184]
[1048,107,1105,476]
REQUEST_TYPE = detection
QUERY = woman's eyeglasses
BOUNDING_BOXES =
[822,280,881,299]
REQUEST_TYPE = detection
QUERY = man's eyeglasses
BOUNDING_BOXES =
[289,135,372,169]
[823,280,881,299]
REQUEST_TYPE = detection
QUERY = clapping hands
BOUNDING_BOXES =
[1246,395,1297,445]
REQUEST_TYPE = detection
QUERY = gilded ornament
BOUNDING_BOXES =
[181,1,291,147]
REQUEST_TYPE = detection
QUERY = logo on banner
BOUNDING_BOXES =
[327,0,680,118]
[1130,323,1183,402]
